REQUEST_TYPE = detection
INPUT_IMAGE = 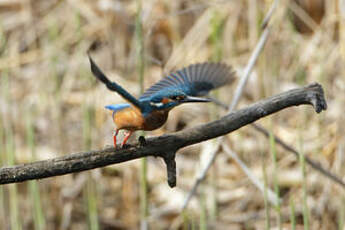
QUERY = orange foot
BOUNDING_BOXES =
[113,129,119,147]
[121,131,133,147]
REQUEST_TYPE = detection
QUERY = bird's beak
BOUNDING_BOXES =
[181,96,212,103]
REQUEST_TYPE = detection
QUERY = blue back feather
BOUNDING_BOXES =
[105,103,131,112]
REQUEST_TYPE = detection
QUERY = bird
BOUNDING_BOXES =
[88,55,235,148]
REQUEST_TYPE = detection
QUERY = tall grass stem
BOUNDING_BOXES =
[26,111,46,230]
[135,1,148,229]
[269,126,281,229]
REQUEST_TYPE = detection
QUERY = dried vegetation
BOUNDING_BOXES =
[0,0,344,229]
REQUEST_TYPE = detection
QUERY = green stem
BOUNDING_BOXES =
[135,1,148,229]
[299,131,309,230]
[83,105,99,230]
[290,198,296,230]
[86,175,99,230]
[136,0,145,94]
[182,210,190,230]
[207,9,225,221]
[210,10,224,62]
[262,152,271,230]
[0,112,4,226]
[26,111,46,230]
[7,127,21,230]
[338,197,345,230]
[269,125,281,229]
[199,191,207,230]
[2,72,21,230]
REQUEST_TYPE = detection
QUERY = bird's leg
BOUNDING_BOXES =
[113,129,119,147]
[121,131,133,147]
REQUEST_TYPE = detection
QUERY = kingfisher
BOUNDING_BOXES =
[88,55,235,148]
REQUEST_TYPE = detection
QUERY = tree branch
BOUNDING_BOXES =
[0,83,327,186]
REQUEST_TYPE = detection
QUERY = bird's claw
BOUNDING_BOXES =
[139,136,146,146]
[120,143,130,149]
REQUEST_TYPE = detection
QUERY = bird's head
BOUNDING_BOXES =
[145,89,211,111]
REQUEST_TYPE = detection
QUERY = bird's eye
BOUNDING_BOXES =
[171,95,185,101]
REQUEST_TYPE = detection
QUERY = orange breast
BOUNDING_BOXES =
[112,106,170,131]
[113,107,145,131]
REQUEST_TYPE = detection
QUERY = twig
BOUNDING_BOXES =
[181,144,220,211]
[211,97,345,189]
[251,124,345,189]
[163,151,177,188]
[288,1,319,32]
[182,0,276,210]
[261,0,280,29]
[0,83,327,185]
[222,143,280,206]
[229,27,270,112]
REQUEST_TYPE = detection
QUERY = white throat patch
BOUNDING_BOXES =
[150,102,164,107]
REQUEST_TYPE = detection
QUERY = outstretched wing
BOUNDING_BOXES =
[88,55,143,110]
[139,62,235,100]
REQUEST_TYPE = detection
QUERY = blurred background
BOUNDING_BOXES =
[0,0,344,229]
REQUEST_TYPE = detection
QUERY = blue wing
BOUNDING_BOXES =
[88,55,143,110]
[139,62,235,100]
